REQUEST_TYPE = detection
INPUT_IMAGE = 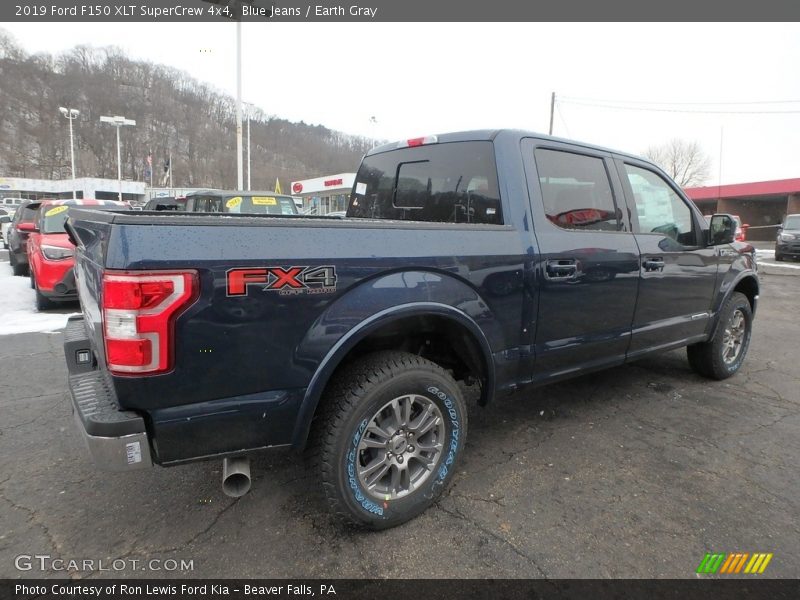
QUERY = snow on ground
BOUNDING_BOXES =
[755,248,800,270]
[0,261,80,336]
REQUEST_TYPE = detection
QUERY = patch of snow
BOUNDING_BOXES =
[760,261,800,270]
[0,262,80,336]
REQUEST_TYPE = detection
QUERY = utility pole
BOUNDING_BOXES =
[548,92,555,136]
[235,20,244,190]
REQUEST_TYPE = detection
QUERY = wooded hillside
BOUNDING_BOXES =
[0,29,371,189]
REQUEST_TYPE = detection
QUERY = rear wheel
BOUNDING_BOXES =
[313,351,467,529]
[687,292,752,380]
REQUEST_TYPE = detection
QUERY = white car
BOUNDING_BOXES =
[0,208,12,248]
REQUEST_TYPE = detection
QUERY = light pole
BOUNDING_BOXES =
[369,116,378,149]
[100,115,136,202]
[236,20,244,190]
[244,102,254,191]
[59,107,80,200]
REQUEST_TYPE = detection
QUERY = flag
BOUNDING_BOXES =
[275,178,282,194]
[160,157,171,187]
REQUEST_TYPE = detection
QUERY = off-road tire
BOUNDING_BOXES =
[311,351,467,529]
[687,292,752,380]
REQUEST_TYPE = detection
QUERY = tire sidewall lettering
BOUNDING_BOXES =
[426,386,461,484]
[345,418,385,517]
[344,380,464,518]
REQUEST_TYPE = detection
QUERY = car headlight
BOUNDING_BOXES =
[41,244,74,261]
[779,233,795,241]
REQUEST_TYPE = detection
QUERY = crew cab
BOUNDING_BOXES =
[63,130,758,529]
[27,199,130,310]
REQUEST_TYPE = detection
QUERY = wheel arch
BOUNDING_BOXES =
[709,271,759,339]
[291,303,495,449]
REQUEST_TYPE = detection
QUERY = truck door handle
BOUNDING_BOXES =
[642,257,665,272]
[545,259,578,280]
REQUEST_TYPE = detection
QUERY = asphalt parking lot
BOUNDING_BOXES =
[0,256,798,579]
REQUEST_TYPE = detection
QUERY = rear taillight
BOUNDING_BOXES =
[102,271,198,375]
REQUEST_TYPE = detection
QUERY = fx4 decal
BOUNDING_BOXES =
[227,266,337,297]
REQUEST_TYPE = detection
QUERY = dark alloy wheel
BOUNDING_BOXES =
[313,351,467,529]
[687,291,753,380]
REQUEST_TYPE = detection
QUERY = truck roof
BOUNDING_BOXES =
[367,129,647,163]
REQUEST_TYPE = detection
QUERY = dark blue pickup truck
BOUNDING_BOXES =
[63,130,758,529]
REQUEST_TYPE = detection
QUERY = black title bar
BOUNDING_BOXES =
[4,579,800,600]
[5,0,800,21]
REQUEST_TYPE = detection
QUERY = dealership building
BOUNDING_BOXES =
[685,178,800,241]
[0,176,146,204]
[290,173,355,215]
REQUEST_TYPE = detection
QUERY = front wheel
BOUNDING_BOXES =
[687,291,753,380]
[314,351,467,529]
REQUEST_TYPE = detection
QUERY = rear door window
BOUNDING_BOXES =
[349,141,503,224]
[534,148,621,231]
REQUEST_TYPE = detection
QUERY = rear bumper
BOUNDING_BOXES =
[64,316,152,471]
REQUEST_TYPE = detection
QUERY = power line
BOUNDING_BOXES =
[559,95,800,107]
[558,98,800,115]
[556,103,571,137]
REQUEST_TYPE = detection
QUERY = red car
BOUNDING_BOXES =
[732,215,749,242]
[27,199,130,310]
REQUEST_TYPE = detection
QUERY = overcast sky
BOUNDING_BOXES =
[6,22,800,186]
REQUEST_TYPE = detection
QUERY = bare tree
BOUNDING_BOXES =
[643,139,712,187]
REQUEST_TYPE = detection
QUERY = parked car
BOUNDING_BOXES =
[183,190,299,215]
[1,197,22,207]
[63,130,758,529]
[0,212,11,248]
[731,214,749,242]
[775,213,800,261]
[26,199,130,310]
[143,196,186,211]
[7,200,39,276]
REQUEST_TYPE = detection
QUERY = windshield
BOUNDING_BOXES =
[785,215,800,229]
[223,194,297,215]
[42,203,129,233]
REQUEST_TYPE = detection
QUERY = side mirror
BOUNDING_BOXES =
[17,221,37,232]
[0,216,10,224]
[708,214,736,246]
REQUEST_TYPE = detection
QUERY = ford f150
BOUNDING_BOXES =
[62,130,758,529]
